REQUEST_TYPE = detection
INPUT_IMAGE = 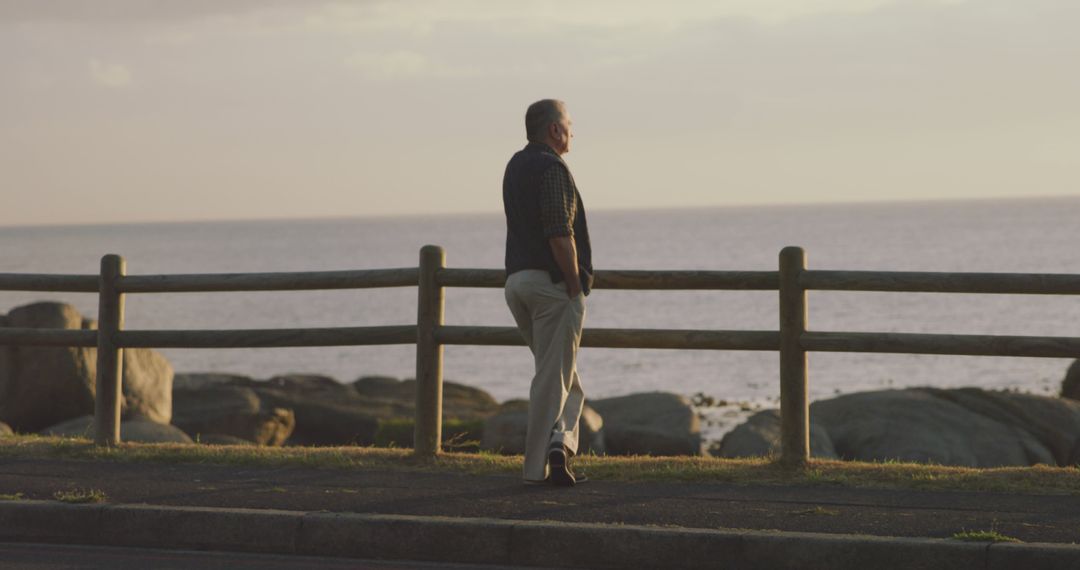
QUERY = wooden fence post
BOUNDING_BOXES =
[414,245,446,458]
[95,254,126,447]
[778,246,809,466]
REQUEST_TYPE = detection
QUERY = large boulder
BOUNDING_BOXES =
[41,415,193,443]
[0,303,95,432]
[590,392,702,456]
[812,389,1059,467]
[172,384,295,446]
[719,388,1080,467]
[353,376,500,421]
[0,302,173,433]
[716,409,838,459]
[480,399,605,455]
[172,372,254,391]
[1062,360,1080,401]
[254,375,380,445]
[168,372,503,447]
[120,347,173,425]
[918,387,1080,465]
[197,434,255,446]
[0,421,12,437]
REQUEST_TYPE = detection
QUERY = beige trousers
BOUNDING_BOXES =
[504,269,587,482]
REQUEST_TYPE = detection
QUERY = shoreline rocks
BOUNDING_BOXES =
[718,387,1080,467]
[0,302,173,433]
[591,392,703,456]
[41,414,193,444]
[480,400,606,456]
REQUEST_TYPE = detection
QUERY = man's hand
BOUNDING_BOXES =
[548,235,582,298]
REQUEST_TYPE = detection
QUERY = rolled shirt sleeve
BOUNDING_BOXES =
[539,164,577,238]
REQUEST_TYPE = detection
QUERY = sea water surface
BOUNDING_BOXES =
[3,197,1080,436]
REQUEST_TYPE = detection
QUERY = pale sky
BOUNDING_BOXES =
[2,0,1077,226]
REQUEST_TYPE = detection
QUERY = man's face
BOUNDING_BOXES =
[550,108,573,155]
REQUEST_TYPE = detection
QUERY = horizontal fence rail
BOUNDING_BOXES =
[802,270,1080,295]
[437,326,780,351]
[3,245,1080,464]
[0,274,99,292]
[116,325,418,349]
[803,331,1080,359]
[438,268,779,290]
[118,268,420,293]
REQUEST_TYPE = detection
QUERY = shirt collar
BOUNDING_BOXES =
[525,141,559,156]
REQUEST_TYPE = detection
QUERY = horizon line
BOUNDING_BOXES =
[2,192,1078,231]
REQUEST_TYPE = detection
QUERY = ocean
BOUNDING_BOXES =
[4,197,1080,438]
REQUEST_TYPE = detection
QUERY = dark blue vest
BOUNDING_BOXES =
[503,143,594,295]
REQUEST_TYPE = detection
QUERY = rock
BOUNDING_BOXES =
[480,399,605,455]
[716,409,838,459]
[919,387,1080,466]
[172,384,295,446]
[254,375,380,445]
[0,303,95,432]
[40,415,95,439]
[40,415,193,443]
[0,421,12,437]
[1062,360,1080,401]
[120,347,173,425]
[353,376,500,421]
[120,417,194,443]
[173,372,254,391]
[811,389,1060,467]
[720,388,1080,467]
[167,373,502,447]
[268,374,348,395]
[590,392,702,456]
[197,434,255,445]
[0,302,173,433]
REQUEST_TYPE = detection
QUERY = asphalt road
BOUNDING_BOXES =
[1,458,1078,543]
[0,542,563,570]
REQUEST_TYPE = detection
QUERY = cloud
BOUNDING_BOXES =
[0,0,313,24]
[88,59,133,88]
[344,50,429,78]
[343,50,480,80]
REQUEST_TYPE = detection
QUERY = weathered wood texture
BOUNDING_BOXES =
[95,255,125,447]
[415,245,446,458]
[0,328,97,347]
[117,326,416,348]
[0,274,98,292]
[778,246,809,467]
[117,268,419,293]
[595,270,779,291]
[438,268,779,290]
[801,270,1080,295]
[802,331,1080,358]
[437,326,779,351]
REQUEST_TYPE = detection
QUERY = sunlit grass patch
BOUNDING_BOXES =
[53,488,107,504]
[951,530,1021,543]
[3,435,1080,495]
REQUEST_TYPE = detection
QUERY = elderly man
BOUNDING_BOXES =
[502,99,594,486]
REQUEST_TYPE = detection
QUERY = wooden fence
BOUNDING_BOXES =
[4,244,1080,465]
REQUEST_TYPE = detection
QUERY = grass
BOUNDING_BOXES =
[2,434,1080,495]
[52,488,107,504]
[951,530,1022,543]
[0,492,24,501]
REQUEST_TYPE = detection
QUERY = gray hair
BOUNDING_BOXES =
[525,99,565,141]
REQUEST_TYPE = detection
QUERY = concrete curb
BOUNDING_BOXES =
[1,500,1078,569]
